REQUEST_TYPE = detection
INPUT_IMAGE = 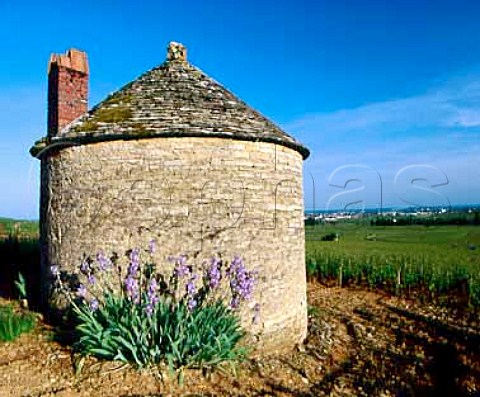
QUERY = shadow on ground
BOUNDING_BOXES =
[262,288,479,397]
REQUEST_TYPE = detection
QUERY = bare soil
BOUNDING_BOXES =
[1,283,479,397]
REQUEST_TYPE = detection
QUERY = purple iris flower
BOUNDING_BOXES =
[227,256,256,306]
[77,284,87,297]
[145,303,155,317]
[186,277,197,296]
[124,275,139,303]
[128,248,140,276]
[173,256,190,279]
[90,298,99,311]
[96,250,110,271]
[206,257,222,289]
[184,274,198,312]
[148,239,156,255]
[147,278,159,306]
[187,298,197,312]
[80,260,89,274]
[230,297,240,309]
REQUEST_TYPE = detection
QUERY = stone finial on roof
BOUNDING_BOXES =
[167,42,187,62]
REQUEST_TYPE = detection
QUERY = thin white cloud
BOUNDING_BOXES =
[287,75,480,207]
[448,108,480,127]
[286,76,480,141]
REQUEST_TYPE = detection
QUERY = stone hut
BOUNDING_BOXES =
[31,42,310,352]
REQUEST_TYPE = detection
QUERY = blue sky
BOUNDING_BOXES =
[1,0,479,218]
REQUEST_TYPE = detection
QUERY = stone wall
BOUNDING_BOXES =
[41,136,307,352]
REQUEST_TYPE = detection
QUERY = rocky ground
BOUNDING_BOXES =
[1,282,479,397]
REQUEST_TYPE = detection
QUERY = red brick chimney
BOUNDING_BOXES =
[47,49,89,136]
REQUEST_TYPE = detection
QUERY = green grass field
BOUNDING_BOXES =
[307,222,480,259]
[0,218,39,238]
[306,222,480,307]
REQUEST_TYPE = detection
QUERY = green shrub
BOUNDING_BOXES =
[0,305,35,342]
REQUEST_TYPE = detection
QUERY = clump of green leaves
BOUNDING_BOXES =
[0,305,35,342]
[15,272,27,300]
[73,298,246,370]
[15,272,29,309]
[52,242,258,372]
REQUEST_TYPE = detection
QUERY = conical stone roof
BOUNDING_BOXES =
[31,42,309,159]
